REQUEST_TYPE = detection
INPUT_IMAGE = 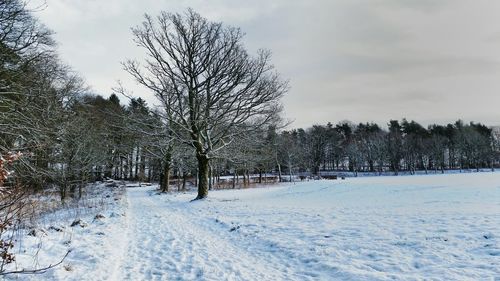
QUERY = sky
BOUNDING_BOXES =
[29,0,500,129]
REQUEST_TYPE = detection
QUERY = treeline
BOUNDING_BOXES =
[273,120,500,178]
[2,1,499,201]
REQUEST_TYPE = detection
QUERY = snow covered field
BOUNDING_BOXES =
[8,172,500,280]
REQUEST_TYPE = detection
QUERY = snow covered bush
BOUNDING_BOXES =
[0,152,70,276]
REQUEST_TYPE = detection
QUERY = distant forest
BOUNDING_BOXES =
[277,119,499,177]
[3,89,499,195]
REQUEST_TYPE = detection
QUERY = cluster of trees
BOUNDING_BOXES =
[1,4,287,200]
[271,120,499,178]
[1,1,499,204]
[0,1,178,199]
[1,0,75,192]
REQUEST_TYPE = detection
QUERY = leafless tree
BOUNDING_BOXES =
[124,9,287,199]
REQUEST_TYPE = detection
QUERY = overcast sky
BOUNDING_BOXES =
[30,0,500,128]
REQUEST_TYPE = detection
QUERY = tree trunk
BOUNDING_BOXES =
[161,162,170,193]
[78,183,83,199]
[208,163,213,191]
[128,153,133,180]
[177,176,181,191]
[105,160,113,179]
[213,167,217,189]
[69,183,76,198]
[161,150,172,192]
[196,154,210,199]
[182,173,187,191]
[60,183,67,202]
[177,169,182,192]
[140,153,146,181]
[242,170,247,186]
[147,162,152,182]
[135,146,140,180]
[160,145,173,192]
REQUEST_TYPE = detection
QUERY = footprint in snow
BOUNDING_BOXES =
[229,225,240,232]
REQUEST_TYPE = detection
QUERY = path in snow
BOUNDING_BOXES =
[116,188,288,281]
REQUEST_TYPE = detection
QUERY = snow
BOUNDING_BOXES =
[5,185,128,281]
[6,172,500,280]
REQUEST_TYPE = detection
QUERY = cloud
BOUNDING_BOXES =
[28,0,500,128]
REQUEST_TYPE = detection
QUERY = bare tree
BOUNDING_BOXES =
[124,9,287,199]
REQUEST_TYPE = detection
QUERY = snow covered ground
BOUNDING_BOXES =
[7,172,500,280]
[5,184,128,281]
